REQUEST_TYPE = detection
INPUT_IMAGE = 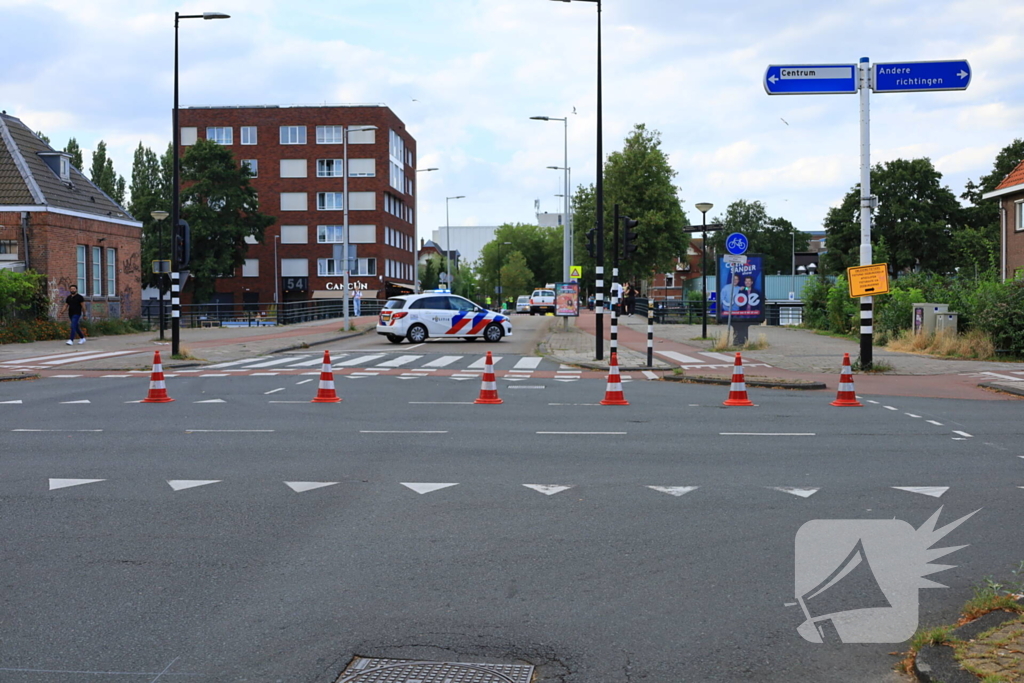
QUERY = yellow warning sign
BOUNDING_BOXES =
[847,263,890,297]
[569,265,582,280]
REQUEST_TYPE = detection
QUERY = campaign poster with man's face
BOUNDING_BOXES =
[717,255,765,323]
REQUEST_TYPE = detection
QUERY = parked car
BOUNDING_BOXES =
[377,292,513,344]
[515,295,530,314]
[529,289,556,315]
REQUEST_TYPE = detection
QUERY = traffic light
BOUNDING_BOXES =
[585,227,597,258]
[621,216,639,260]
[173,218,191,268]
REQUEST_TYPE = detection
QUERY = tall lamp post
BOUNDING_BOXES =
[547,164,572,267]
[151,210,169,339]
[342,125,377,332]
[413,167,438,293]
[497,241,511,310]
[530,116,570,283]
[171,10,230,357]
[695,202,714,340]
[549,0,602,359]
[445,195,465,290]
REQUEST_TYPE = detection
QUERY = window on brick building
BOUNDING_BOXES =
[77,245,87,293]
[106,248,116,295]
[241,159,257,178]
[1016,200,1024,232]
[0,240,17,258]
[316,126,343,144]
[348,158,374,177]
[317,159,343,178]
[91,246,102,296]
[317,192,344,211]
[241,126,257,145]
[242,259,259,277]
[280,126,306,145]
[207,127,233,145]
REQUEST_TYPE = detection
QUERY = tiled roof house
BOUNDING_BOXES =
[982,159,1024,281]
[0,112,142,319]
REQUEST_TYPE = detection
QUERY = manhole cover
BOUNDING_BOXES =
[336,657,534,682]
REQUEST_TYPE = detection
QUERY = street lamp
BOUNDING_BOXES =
[695,202,713,340]
[413,167,439,293]
[548,0,603,359]
[342,124,377,332]
[548,165,572,267]
[497,241,512,310]
[531,116,570,283]
[151,210,169,339]
[445,195,465,290]
[171,10,230,357]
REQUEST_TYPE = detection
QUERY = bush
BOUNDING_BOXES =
[0,317,147,344]
[826,275,858,334]
[802,275,831,330]
[973,279,1024,355]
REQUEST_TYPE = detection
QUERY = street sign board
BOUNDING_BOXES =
[764,64,857,95]
[723,254,747,265]
[152,260,170,274]
[873,60,970,93]
[847,263,890,297]
[725,232,749,255]
[569,265,582,280]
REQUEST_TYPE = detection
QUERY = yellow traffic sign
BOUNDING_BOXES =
[847,263,890,297]
[569,265,582,280]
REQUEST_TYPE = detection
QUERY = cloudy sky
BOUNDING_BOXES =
[3,0,1022,242]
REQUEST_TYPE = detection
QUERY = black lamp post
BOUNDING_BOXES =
[171,10,230,356]
[695,202,713,339]
[151,210,169,339]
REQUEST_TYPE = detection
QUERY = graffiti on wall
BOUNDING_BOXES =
[47,276,75,319]
[121,253,141,275]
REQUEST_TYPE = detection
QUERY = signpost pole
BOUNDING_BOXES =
[858,57,873,370]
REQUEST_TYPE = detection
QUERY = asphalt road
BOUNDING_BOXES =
[2,363,1021,682]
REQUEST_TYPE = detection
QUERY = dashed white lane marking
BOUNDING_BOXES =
[60,400,91,404]
[537,431,627,435]
[523,484,573,495]
[647,486,699,497]
[953,431,973,438]
[185,429,274,433]
[866,400,879,404]
[250,372,279,376]
[721,432,815,436]
[347,372,378,377]
[200,374,229,377]
[49,478,105,490]
[513,357,543,370]
[14,429,102,432]
[264,388,285,395]
[927,420,944,426]
[194,399,226,403]
[893,486,948,498]
[1,400,24,404]
[772,487,820,498]
[642,371,659,380]
[401,482,458,494]
[50,375,82,378]
[102,374,130,378]
[409,401,474,405]
[296,379,314,385]
[285,481,338,493]
[905,413,921,418]
[883,405,898,411]
[167,480,221,491]
[360,430,448,434]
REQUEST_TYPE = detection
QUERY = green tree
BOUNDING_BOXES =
[822,158,963,275]
[705,200,809,274]
[34,131,50,145]
[451,258,480,302]
[0,270,45,321]
[63,138,84,170]
[478,223,561,296]
[179,139,275,302]
[959,138,1024,274]
[89,140,127,205]
[420,255,441,291]
[499,251,534,302]
[130,142,171,289]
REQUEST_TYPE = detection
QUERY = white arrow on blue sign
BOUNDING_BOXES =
[873,60,971,93]
[764,64,857,95]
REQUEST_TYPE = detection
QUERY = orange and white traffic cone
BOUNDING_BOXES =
[723,352,754,407]
[141,350,174,403]
[474,351,503,405]
[311,350,342,403]
[600,352,629,406]
[830,352,862,407]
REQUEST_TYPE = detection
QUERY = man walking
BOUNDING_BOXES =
[61,285,87,345]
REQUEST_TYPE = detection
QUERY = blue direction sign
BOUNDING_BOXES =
[725,233,748,255]
[764,64,857,95]
[873,60,971,93]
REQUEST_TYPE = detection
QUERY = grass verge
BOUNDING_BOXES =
[886,329,997,360]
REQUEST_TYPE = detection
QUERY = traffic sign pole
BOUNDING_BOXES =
[859,57,873,370]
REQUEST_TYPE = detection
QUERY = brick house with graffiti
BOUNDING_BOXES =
[0,112,142,319]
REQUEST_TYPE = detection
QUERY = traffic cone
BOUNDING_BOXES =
[311,350,342,403]
[723,352,754,407]
[141,350,174,403]
[830,353,863,407]
[474,351,503,405]
[600,352,630,406]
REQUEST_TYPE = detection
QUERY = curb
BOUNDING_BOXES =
[914,607,1024,683]
[662,374,827,390]
[978,382,1024,398]
[0,372,40,382]
[264,327,373,355]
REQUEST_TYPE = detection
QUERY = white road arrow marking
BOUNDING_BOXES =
[167,480,221,491]
[401,482,458,495]
[647,486,699,497]
[523,485,573,496]
[285,481,338,493]
[772,487,819,498]
[893,486,949,498]
[49,478,105,490]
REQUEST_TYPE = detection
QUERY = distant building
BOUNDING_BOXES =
[430,225,497,266]
[0,112,142,319]
[982,159,1024,280]
[417,239,459,283]
[177,104,418,304]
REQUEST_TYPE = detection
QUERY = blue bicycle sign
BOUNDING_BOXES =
[725,232,748,255]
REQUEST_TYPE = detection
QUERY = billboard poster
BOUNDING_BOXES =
[717,255,765,324]
[555,282,580,317]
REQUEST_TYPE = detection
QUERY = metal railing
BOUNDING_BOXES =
[142,298,386,329]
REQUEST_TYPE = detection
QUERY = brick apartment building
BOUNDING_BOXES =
[177,105,417,307]
[983,159,1024,280]
[0,112,142,319]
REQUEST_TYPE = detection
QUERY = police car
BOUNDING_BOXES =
[376,291,513,344]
